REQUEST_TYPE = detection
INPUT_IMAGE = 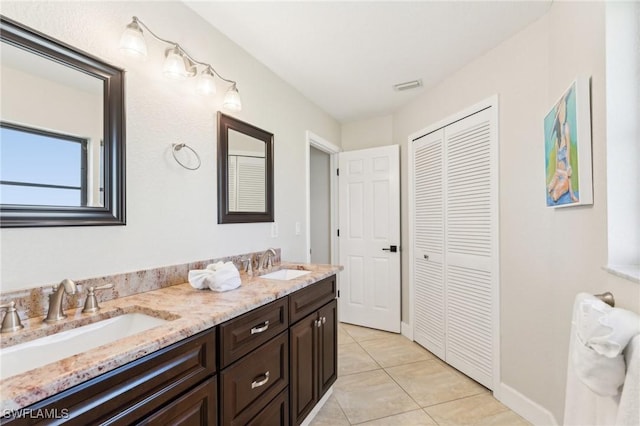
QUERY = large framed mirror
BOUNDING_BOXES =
[217,112,273,224]
[0,16,125,227]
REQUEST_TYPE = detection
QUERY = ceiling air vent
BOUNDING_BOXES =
[393,79,423,91]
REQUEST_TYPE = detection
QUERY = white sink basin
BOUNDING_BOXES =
[260,269,311,280]
[0,313,168,380]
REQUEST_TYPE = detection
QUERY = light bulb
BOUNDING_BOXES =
[223,84,242,111]
[163,46,191,80]
[119,19,147,57]
[196,68,217,96]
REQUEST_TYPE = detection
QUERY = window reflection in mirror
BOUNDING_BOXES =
[1,123,97,206]
[0,41,104,208]
[227,129,266,212]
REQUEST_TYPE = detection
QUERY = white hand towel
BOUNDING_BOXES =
[209,262,241,292]
[188,261,241,292]
[573,294,640,396]
[616,334,640,425]
[565,294,620,425]
[564,293,640,426]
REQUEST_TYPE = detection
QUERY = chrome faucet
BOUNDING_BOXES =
[258,248,277,270]
[44,279,77,323]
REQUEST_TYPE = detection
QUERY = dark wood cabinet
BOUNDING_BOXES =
[289,275,336,324]
[137,377,217,426]
[220,331,289,425]
[290,312,319,423]
[4,273,338,426]
[246,389,289,426]
[317,300,338,397]
[289,296,337,425]
[2,329,217,426]
[219,298,288,368]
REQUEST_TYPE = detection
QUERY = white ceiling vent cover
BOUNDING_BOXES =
[393,79,423,91]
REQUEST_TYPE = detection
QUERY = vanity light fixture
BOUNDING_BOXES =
[223,83,242,112]
[119,16,241,110]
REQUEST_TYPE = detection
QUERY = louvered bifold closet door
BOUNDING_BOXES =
[228,156,238,211]
[412,129,446,360]
[236,156,266,212]
[444,108,495,389]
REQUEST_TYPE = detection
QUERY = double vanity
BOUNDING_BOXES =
[0,13,339,426]
[0,263,341,425]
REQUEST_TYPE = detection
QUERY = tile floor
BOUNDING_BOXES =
[310,323,531,426]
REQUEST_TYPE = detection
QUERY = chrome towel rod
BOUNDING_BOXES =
[595,291,615,307]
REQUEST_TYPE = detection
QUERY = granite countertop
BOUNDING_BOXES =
[0,263,342,411]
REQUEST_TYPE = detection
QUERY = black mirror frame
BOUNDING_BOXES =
[217,112,274,224]
[0,15,126,228]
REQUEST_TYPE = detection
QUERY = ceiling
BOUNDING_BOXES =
[186,1,551,123]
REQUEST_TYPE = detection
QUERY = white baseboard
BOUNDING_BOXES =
[497,383,558,426]
[301,386,333,426]
[401,321,413,340]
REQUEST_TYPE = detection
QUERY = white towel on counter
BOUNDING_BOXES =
[188,261,241,292]
[564,293,640,426]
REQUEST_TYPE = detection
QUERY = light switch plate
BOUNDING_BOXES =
[295,222,301,235]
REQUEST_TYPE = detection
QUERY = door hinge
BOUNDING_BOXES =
[337,229,340,237]
[336,168,340,176]
[337,290,340,297]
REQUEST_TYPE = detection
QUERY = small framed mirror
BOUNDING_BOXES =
[217,112,273,224]
[0,16,125,227]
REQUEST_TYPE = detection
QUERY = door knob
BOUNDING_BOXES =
[382,245,398,253]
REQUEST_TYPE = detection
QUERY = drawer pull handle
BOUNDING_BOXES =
[322,316,326,324]
[251,371,270,389]
[251,320,270,335]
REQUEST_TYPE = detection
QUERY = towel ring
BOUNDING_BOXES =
[172,143,201,171]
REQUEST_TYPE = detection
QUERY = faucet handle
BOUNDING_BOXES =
[0,300,24,333]
[241,256,254,274]
[82,283,113,314]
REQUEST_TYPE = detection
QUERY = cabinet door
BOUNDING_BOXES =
[289,312,318,425]
[137,377,217,426]
[246,388,289,426]
[318,299,337,397]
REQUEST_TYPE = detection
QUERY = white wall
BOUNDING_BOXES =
[310,146,330,264]
[391,2,640,422]
[341,114,393,151]
[0,1,340,292]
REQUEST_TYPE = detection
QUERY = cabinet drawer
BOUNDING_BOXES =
[246,388,289,426]
[289,275,336,324]
[137,376,217,426]
[220,331,289,426]
[2,328,216,426]
[219,298,288,368]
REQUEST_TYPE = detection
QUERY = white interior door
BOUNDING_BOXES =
[338,145,400,333]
